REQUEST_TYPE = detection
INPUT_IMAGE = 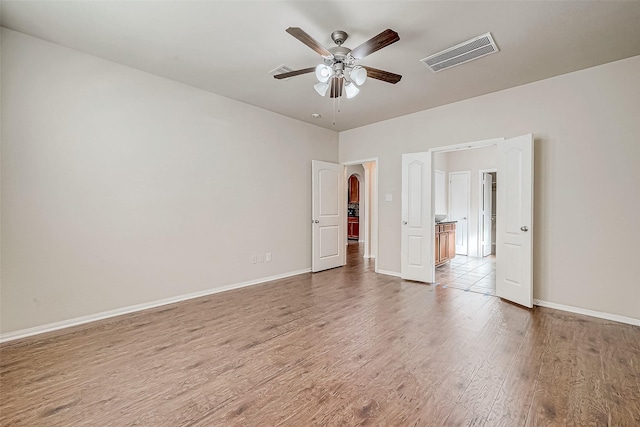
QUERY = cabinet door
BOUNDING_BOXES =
[348,175,359,203]
[439,232,449,263]
[448,229,456,260]
[353,221,359,238]
[435,232,441,265]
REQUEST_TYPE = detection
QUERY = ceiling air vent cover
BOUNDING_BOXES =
[421,33,499,73]
[269,64,294,80]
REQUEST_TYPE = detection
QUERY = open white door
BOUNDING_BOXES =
[481,172,493,257]
[312,160,345,272]
[496,134,534,308]
[401,152,433,282]
[449,171,470,255]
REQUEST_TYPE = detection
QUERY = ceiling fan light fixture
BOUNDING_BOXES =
[350,66,367,86]
[315,64,333,83]
[314,81,330,97]
[344,82,360,99]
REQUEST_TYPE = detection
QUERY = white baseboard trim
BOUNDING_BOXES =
[0,268,311,343]
[534,299,640,327]
[377,269,401,278]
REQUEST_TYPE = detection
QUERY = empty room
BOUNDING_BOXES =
[1,1,639,426]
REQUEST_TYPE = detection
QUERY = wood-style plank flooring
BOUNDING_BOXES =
[1,243,639,426]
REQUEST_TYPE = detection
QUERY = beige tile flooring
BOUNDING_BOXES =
[435,254,496,295]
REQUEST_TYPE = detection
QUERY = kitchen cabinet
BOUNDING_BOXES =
[348,175,359,203]
[348,217,359,239]
[435,222,456,267]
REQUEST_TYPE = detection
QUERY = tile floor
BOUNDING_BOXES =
[435,254,496,295]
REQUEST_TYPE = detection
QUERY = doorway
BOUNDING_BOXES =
[434,147,497,295]
[344,159,378,270]
[347,173,362,242]
[426,134,534,308]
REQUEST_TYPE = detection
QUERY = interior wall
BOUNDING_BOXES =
[0,29,339,334]
[340,55,640,321]
[444,145,497,257]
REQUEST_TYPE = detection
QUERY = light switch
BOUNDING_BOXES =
[385,193,393,202]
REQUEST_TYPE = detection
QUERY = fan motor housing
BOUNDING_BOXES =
[331,30,348,46]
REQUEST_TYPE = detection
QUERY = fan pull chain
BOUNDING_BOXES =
[333,97,336,126]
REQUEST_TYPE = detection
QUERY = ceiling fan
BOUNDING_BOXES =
[274,27,402,99]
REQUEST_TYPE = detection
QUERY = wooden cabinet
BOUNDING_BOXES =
[348,175,359,203]
[435,222,456,267]
[348,217,359,239]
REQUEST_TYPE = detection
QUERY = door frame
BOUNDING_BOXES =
[448,171,471,256]
[343,158,379,272]
[479,168,497,256]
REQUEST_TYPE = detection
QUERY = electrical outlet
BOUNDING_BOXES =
[259,254,265,263]
[265,252,272,262]
[251,255,257,264]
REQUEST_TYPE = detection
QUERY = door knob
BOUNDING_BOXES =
[312,220,319,224]
[520,226,529,232]
[462,217,467,220]
[402,221,407,225]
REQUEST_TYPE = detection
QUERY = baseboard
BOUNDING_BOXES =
[378,269,401,278]
[0,268,311,343]
[534,299,640,327]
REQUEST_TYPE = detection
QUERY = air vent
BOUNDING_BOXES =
[420,33,499,73]
[269,64,293,80]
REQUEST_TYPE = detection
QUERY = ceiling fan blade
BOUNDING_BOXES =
[363,66,402,84]
[350,29,400,60]
[286,27,334,59]
[329,77,344,98]
[273,67,315,80]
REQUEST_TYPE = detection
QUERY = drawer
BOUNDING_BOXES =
[443,223,455,232]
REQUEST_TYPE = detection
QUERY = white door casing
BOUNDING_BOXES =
[401,152,433,282]
[312,160,345,272]
[482,172,493,257]
[496,134,534,308]
[449,171,470,255]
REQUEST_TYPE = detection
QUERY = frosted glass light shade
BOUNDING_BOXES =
[344,82,360,99]
[350,66,367,85]
[315,64,333,83]
[314,81,330,96]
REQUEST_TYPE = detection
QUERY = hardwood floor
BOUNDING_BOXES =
[1,243,639,426]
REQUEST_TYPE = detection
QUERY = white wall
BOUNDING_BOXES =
[444,145,496,256]
[340,55,640,321]
[1,29,338,334]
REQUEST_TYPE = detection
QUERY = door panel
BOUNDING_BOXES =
[449,172,470,255]
[496,134,533,308]
[482,172,493,257]
[401,152,433,282]
[312,160,345,272]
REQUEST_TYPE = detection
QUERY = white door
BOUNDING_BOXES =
[496,134,534,308]
[449,172,470,255]
[312,160,345,272]
[401,152,433,282]
[481,172,493,257]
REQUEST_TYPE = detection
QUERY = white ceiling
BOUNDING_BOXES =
[2,1,640,131]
